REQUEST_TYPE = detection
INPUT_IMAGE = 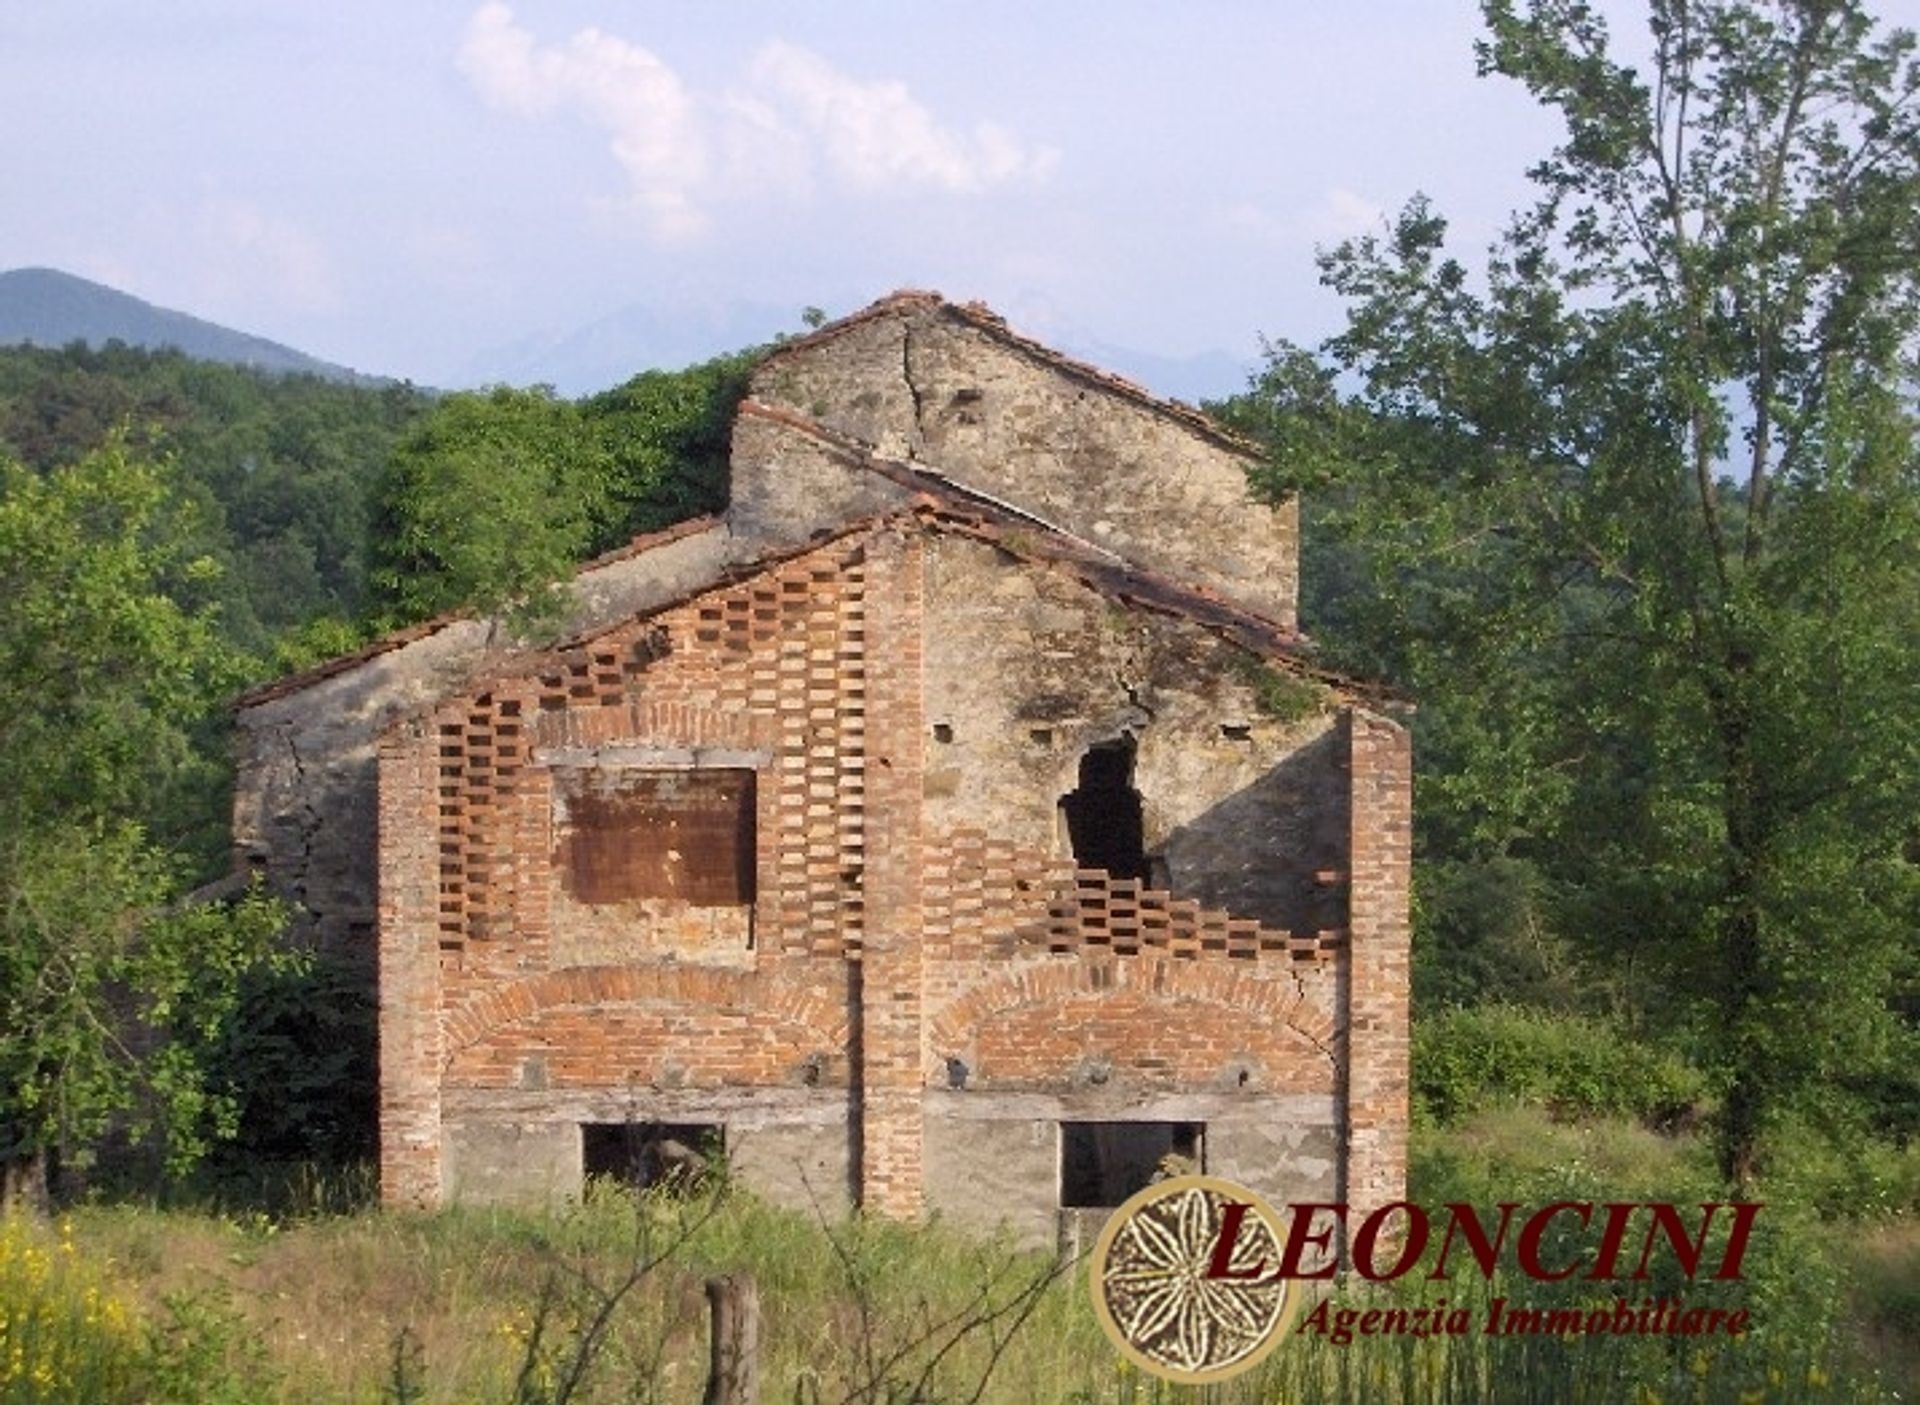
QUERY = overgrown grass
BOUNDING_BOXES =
[10,1112,1914,1402]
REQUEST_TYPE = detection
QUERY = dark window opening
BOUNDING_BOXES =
[1060,1122,1203,1208]
[1060,738,1151,882]
[582,1122,722,1191]
[559,769,755,906]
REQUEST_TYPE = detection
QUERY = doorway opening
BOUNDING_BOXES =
[581,1121,722,1191]
[1059,1121,1203,1207]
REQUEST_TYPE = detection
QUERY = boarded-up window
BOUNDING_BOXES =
[557,769,755,905]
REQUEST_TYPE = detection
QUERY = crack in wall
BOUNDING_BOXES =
[900,324,927,457]
[279,724,326,926]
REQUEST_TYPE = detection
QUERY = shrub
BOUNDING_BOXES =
[1413,1005,1706,1126]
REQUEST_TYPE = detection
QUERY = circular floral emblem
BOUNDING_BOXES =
[1088,1175,1300,1384]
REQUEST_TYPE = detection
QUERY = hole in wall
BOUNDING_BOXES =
[1220,722,1253,742]
[932,723,954,744]
[1060,736,1151,882]
[581,1122,722,1192]
[1059,1122,1203,1208]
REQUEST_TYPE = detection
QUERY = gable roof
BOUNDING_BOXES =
[240,397,1393,717]
[730,402,1396,705]
[237,299,1397,716]
[755,290,1263,460]
[233,514,723,709]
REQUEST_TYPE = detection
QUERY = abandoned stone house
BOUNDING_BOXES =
[230,291,1410,1244]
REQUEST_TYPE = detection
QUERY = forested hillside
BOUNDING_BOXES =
[0,342,432,655]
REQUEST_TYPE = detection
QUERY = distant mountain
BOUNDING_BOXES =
[0,267,382,383]
[459,299,805,396]
[460,296,1256,405]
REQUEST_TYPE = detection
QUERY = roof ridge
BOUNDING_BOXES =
[734,400,1400,705]
[234,515,726,708]
[758,291,1261,458]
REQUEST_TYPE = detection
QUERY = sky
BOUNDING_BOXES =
[6,2,1915,396]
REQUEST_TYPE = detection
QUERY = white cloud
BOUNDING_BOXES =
[199,199,339,313]
[747,40,1057,194]
[1217,188,1385,249]
[455,5,1055,239]
[458,2,705,238]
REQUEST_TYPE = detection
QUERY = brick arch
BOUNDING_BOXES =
[443,965,847,1059]
[926,955,1340,1089]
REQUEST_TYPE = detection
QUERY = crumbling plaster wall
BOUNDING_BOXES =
[725,410,913,549]
[922,1091,1338,1246]
[749,308,1300,628]
[233,523,733,959]
[919,535,1346,933]
[910,534,1352,1240]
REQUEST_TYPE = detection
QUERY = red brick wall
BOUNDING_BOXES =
[377,716,444,1206]
[850,529,928,1217]
[926,955,1339,1093]
[375,521,1410,1222]
[377,535,876,1205]
[1342,709,1412,1224]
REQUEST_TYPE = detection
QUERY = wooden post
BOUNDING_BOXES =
[703,1273,760,1405]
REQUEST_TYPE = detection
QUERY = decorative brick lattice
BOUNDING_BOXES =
[1033,871,1342,963]
[429,545,869,959]
[924,829,1342,966]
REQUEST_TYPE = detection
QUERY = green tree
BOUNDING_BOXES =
[368,386,610,628]
[1226,0,1920,1185]
[367,352,762,628]
[580,347,761,543]
[0,442,289,1209]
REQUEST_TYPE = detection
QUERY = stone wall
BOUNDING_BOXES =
[749,299,1299,628]
[236,521,733,963]
[240,292,1408,1240]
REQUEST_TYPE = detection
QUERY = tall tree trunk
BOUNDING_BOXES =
[1715,662,1767,1194]
[0,1147,50,1217]
[1718,901,1765,1192]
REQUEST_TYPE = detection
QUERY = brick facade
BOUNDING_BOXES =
[243,293,1410,1240]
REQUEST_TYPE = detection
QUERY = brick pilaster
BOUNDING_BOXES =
[1342,708,1411,1225]
[378,716,444,1207]
[854,530,927,1218]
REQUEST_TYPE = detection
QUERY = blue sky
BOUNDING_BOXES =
[7,3,1913,393]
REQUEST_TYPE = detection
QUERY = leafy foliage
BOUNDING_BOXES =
[1413,1005,1706,1125]
[367,350,762,631]
[0,343,432,655]
[580,347,760,542]
[0,443,291,1201]
[367,386,610,628]
[1220,0,1920,1183]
